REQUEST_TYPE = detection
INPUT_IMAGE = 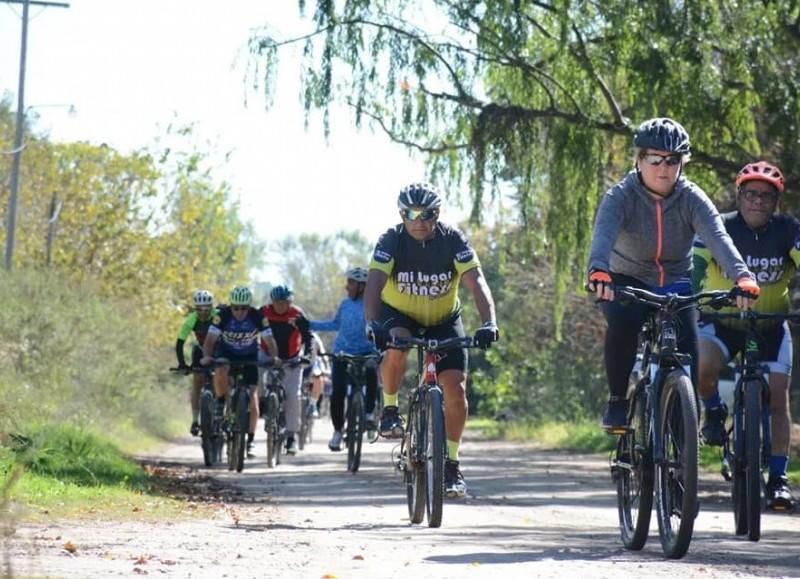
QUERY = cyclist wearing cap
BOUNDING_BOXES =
[201,285,271,459]
[364,182,500,499]
[260,285,315,456]
[297,267,380,452]
[693,161,799,511]
[175,290,219,437]
[587,117,759,431]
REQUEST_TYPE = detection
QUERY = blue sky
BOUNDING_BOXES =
[0,1,471,262]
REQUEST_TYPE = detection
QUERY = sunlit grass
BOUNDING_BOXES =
[0,425,197,521]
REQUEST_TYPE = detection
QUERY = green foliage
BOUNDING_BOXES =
[249,0,800,301]
[461,218,606,421]
[4,424,150,490]
[0,270,184,439]
[0,105,263,336]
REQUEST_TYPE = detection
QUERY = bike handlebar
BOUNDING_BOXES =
[387,334,475,351]
[615,285,734,311]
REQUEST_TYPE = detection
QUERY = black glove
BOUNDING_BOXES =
[365,320,390,350]
[473,322,499,350]
[295,315,310,333]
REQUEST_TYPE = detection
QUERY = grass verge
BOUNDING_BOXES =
[1,424,204,523]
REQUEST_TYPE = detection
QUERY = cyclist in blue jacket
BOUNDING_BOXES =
[297,267,380,451]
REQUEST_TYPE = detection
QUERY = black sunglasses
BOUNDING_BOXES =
[641,153,682,167]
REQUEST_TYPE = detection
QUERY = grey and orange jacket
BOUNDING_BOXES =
[587,170,753,287]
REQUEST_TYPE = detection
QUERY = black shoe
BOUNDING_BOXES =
[190,422,200,437]
[701,404,728,446]
[379,406,404,438]
[444,459,467,499]
[285,435,298,455]
[766,475,796,511]
[601,398,629,431]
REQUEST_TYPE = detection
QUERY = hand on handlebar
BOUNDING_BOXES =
[587,269,614,301]
[733,277,760,311]
[199,356,213,367]
[473,322,500,350]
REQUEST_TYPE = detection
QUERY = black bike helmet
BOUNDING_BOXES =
[397,182,442,210]
[633,117,691,154]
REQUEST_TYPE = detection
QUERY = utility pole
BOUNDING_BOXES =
[3,0,70,271]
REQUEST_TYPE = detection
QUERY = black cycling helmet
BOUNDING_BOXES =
[633,117,691,154]
[270,284,293,302]
[397,182,442,210]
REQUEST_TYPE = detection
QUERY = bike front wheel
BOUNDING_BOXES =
[264,392,281,468]
[655,371,698,559]
[346,390,365,473]
[405,398,426,524]
[425,387,446,528]
[199,390,215,467]
[743,378,763,541]
[617,386,654,550]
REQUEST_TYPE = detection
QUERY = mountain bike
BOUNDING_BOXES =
[609,285,732,559]
[170,365,224,467]
[328,352,381,473]
[699,309,800,541]
[260,357,310,467]
[211,358,260,473]
[389,334,475,528]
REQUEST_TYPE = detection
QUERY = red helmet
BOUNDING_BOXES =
[735,161,785,193]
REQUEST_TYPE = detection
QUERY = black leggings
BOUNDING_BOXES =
[600,291,698,400]
[330,358,379,432]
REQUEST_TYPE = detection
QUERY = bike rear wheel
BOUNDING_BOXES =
[346,390,365,473]
[655,371,698,559]
[617,387,654,550]
[744,379,763,541]
[405,398,426,524]
[264,392,281,468]
[425,388,446,528]
[199,390,215,467]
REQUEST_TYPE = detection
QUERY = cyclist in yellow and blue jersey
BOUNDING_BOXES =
[364,182,499,499]
[693,161,799,510]
[175,290,219,437]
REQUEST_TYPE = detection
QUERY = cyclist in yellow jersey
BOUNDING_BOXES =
[693,161,799,510]
[364,182,499,499]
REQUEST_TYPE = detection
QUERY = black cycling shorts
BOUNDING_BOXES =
[378,303,468,373]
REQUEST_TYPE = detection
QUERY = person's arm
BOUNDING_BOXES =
[364,269,389,323]
[202,327,219,362]
[587,184,626,275]
[175,338,188,367]
[461,267,496,324]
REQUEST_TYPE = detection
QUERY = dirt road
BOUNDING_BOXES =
[4,421,800,578]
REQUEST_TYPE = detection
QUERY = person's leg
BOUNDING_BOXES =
[600,299,646,427]
[765,322,794,510]
[328,359,347,451]
[282,365,304,453]
[365,362,379,415]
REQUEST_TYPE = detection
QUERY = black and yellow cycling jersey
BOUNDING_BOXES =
[693,211,800,328]
[369,222,480,326]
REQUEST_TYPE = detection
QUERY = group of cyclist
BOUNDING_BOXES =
[175,130,796,513]
[588,116,796,511]
[175,182,499,500]
[175,284,315,459]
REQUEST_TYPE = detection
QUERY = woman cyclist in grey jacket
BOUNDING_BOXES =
[586,117,760,429]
